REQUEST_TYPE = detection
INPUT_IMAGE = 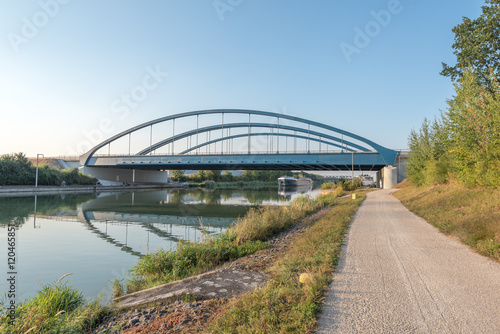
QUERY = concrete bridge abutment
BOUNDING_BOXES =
[81,166,169,186]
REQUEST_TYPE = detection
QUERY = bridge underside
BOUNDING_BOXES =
[86,152,388,172]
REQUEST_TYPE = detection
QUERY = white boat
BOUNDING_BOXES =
[278,176,297,187]
[297,177,313,185]
[278,176,313,187]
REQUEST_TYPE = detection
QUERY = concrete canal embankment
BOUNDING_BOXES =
[0,184,187,197]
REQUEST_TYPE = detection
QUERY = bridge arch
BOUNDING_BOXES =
[80,109,397,170]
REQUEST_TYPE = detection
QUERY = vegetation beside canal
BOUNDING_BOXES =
[0,276,109,334]
[209,190,367,333]
[119,192,341,295]
[0,153,96,186]
[0,185,355,333]
[172,169,320,184]
[394,181,500,261]
[194,180,277,190]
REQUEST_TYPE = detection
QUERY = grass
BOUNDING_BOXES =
[0,275,109,334]
[125,234,269,293]
[208,191,367,333]
[120,192,342,295]
[393,180,500,261]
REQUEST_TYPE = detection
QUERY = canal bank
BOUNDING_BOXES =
[0,183,187,198]
[92,189,364,333]
[0,185,357,333]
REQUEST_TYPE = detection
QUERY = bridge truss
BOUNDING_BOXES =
[80,109,397,171]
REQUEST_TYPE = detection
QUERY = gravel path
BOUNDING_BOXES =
[316,189,500,334]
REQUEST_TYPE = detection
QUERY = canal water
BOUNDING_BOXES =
[0,186,318,303]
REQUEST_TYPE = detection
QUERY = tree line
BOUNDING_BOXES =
[170,169,320,183]
[0,153,96,186]
[407,0,500,188]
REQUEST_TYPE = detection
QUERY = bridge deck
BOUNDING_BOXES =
[87,152,390,171]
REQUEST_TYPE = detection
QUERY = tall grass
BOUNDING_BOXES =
[127,233,269,293]
[0,276,109,334]
[209,191,367,333]
[123,193,339,295]
[394,181,500,261]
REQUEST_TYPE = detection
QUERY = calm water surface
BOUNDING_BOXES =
[0,186,318,302]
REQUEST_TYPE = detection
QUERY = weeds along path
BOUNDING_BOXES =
[316,189,500,334]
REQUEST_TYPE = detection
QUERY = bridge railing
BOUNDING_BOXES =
[90,150,381,158]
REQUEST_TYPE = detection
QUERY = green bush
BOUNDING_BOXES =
[321,182,334,190]
[0,280,108,333]
[336,178,362,191]
[0,153,96,186]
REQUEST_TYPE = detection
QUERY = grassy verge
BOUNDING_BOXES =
[0,276,109,334]
[393,180,500,261]
[208,190,366,333]
[120,192,343,295]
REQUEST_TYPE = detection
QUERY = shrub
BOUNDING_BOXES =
[321,182,334,190]
[0,279,108,333]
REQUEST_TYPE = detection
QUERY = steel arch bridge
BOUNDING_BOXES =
[80,109,397,172]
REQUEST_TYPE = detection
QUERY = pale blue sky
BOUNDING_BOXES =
[0,0,484,157]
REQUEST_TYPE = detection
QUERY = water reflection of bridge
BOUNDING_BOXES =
[36,209,234,258]
[78,210,230,257]
[22,189,279,258]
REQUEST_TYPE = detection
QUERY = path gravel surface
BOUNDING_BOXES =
[316,189,500,334]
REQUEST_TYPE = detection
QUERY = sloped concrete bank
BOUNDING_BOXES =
[114,268,268,310]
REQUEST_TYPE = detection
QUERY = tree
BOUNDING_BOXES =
[221,170,234,182]
[406,0,500,188]
[205,170,222,181]
[441,0,500,90]
[444,69,500,187]
[171,170,185,182]
[407,118,449,186]
[197,170,206,182]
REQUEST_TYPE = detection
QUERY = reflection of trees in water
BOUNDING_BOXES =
[241,188,282,204]
[0,188,288,228]
[221,190,233,201]
[174,188,281,206]
[203,191,222,205]
[0,194,96,226]
[168,190,183,205]
[167,189,221,205]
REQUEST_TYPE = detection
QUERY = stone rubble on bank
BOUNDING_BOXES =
[93,299,225,333]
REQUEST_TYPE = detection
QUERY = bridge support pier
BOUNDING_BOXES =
[81,166,169,186]
[381,165,398,189]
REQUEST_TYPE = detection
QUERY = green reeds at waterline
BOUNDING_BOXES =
[0,274,109,334]
[127,233,269,293]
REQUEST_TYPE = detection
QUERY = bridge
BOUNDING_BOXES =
[80,109,400,187]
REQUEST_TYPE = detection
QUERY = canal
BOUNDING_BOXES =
[0,186,319,302]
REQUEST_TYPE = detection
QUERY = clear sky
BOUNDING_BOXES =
[0,0,484,157]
